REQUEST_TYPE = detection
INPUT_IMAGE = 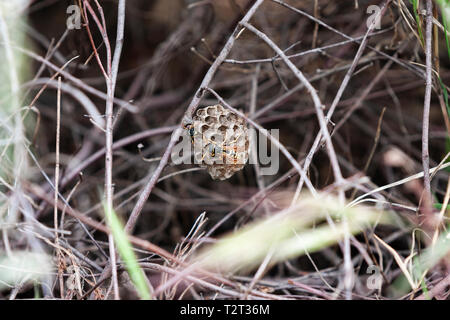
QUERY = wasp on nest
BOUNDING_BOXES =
[183,105,249,180]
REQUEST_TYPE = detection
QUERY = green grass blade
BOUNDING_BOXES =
[389,229,450,296]
[433,202,450,209]
[410,0,424,44]
[442,8,450,59]
[438,76,450,118]
[104,203,152,300]
[436,0,450,58]
[437,76,450,172]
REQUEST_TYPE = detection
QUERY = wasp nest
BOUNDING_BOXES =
[188,105,249,180]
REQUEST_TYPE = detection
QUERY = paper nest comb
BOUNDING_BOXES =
[189,104,249,180]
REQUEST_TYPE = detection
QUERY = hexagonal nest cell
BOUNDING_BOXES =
[188,104,249,180]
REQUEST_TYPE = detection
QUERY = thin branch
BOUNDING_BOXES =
[270,0,417,76]
[223,28,392,65]
[84,0,127,300]
[106,0,126,301]
[54,76,63,298]
[422,0,433,212]
[12,46,138,112]
[61,126,176,189]
[349,156,450,208]
[249,64,270,214]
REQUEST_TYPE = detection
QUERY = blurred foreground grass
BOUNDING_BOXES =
[0,1,52,294]
[194,194,392,274]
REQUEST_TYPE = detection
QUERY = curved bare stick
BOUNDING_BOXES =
[291,0,391,202]
[11,46,138,113]
[22,78,105,128]
[61,126,176,189]
[241,22,344,189]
